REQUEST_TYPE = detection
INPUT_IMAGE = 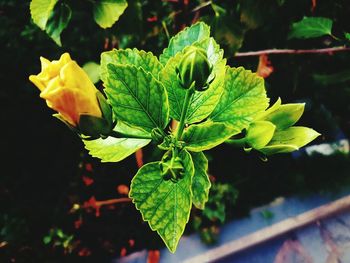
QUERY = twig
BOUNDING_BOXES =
[95,197,131,207]
[235,46,350,57]
[191,1,211,13]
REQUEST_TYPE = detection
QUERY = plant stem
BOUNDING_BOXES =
[175,87,194,141]
[95,198,131,207]
[234,46,350,57]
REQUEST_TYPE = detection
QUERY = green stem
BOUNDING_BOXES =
[175,86,194,141]
[330,34,341,41]
[109,130,152,140]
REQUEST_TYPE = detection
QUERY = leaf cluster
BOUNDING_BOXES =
[30,0,128,45]
[83,22,318,252]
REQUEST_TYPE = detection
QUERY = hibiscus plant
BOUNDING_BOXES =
[29,22,319,253]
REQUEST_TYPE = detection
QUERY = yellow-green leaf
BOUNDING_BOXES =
[209,67,269,131]
[105,64,169,132]
[129,150,194,253]
[160,22,210,65]
[183,122,237,152]
[93,0,128,29]
[191,152,210,209]
[30,0,58,30]
[246,121,276,149]
[101,48,163,83]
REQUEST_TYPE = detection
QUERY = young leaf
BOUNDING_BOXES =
[183,122,237,152]
[246,121,276,149]
[191,152,210,209]
[84,137,150,162]
[100,48,163,83]
[160,22,210,65]
[30,0,58,30]
[263,103,305,130]
[288,17,333,39]
[159,38,226,123]
[268,126,320,148]
[129,150,194,253]
[93,0,128,29]
[45,2,72,46]
[259,127,320,155]
[83,120,151,162]
[105,64,169,132]
[209,67,269,131]
[259,144,299,156]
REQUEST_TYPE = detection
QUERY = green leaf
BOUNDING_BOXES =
[93,0,128,29]
[345,32,350,41]
[259,145,299,155]
[30,0,58,30]
[159,38,226,123]
[160,22,211,65]
[105,64,169,132]
[129,150,194,253]
[83,121,151,162]
[263,103,305,130]
[209,67,269,131]
[288,17,333,39]
[30,0,71,46]
[45,2,72,46]
[259,126,320,156]
[183,122,237,152]
[100,48,163,83]
[83,62,100,84]
[268,127,320,148]
[246,121,276,149]
[84,137,149,162]
[191,152,210,209]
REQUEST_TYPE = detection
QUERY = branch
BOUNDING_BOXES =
[95,197,131,207]
[235,46,350,57]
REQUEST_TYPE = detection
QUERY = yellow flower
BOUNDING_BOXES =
[29,53,102,127]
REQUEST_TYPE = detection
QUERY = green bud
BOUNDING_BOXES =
[160,151,185,182]
[177,46,212,91]
[151,128,165,143]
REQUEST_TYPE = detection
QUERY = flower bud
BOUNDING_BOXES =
[29,53,113,138]
[160,151,185,182]
[177,46,212,91]
[151,128,165,144]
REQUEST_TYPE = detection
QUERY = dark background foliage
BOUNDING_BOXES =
[1,0,350,262]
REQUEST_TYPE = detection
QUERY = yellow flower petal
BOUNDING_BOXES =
[40,57,51,70]
[60,53,72,63]
[29,75,46,91]
[30,52,103,128]
[60,61,97,94]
